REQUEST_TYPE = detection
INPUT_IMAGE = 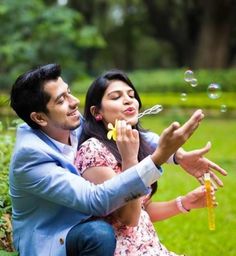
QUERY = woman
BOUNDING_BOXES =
[75,69,216,255]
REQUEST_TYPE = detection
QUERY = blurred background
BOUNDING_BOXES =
[0,0,236,89]
[0,0,235,255]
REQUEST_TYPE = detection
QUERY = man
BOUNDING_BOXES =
[9,64,226,256]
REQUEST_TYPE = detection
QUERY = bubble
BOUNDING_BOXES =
[180,93,187,101]
[220,104,227,113]
[190,78,198,87]
[207,83,222,99]
[184,70,194,82]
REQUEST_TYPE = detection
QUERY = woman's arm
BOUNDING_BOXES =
[81,123,143,226]
[145,186,217,222]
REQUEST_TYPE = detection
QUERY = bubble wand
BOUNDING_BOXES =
[204,173,216,231]
[107,104,163,140]
[137,104,163,119]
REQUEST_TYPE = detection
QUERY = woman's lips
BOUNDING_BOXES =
[124,107,136,115]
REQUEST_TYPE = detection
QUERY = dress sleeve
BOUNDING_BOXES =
[75,138,115,175]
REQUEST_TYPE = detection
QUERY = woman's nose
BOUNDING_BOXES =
[123,95,133,104]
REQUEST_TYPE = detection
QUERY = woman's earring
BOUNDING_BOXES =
[95,115,102,121]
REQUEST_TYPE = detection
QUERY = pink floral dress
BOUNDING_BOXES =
[75,137,180,256]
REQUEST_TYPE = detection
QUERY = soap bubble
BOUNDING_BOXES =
[207,83,222,99]
[220,104,227,113]
[184,70,194,82]
[190,78,198,87]
[180,93,187,101]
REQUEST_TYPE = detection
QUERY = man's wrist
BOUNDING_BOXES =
[136,156,163,187]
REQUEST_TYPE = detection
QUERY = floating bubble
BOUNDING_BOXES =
[207,83,222,99]
[220,104,227,113]
[190,78,198,87]
[180,92,187,101]
[184,70,194,82]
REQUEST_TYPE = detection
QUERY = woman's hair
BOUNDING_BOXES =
[79,69,157,197]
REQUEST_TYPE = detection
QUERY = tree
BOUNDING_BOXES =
[143,0,236,69]
[0,0,105,89]
[194,0,236,68]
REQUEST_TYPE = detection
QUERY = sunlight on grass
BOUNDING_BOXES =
[141,113,236,256]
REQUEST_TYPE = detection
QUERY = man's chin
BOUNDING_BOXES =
[68,119,81,130]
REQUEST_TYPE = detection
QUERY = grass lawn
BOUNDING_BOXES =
[0,252,17,256]
[141,110,236,256]
[0,108,235,256]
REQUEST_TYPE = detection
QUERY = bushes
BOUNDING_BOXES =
[0,129,15,252]
[72,68,236,94]
[128,69,236,93]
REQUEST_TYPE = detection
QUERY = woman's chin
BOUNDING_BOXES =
[126,117,138,126]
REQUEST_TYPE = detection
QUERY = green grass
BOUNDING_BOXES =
[0,251,17,256]
[0,109,235,255]
[141,112,236,256]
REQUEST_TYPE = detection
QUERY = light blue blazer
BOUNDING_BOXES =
[9,123,158,256]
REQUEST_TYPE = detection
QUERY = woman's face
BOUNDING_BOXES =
[98,80,139,127]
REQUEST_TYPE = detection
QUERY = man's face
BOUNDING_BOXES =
[41,77,80,142]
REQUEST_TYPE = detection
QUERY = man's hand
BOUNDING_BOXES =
[151,109,204,166]
[175,143,227,187]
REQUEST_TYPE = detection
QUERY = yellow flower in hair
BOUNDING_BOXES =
[107,120,117,141]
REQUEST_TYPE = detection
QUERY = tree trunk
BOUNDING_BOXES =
[194,0,235,68]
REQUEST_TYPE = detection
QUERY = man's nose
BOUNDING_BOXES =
[69,94,80,106]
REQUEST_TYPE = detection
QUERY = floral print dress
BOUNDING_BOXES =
[75,137,180,256]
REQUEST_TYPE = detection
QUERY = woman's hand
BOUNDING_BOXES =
[116,120,140,170]
[181,185,217,211]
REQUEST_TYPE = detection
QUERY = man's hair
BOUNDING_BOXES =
[10,63,61,129]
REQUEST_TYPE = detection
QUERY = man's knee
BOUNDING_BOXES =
[90,220,116,244]
[66,220,116,256]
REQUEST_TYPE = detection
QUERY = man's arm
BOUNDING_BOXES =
[11,146,155,216]
[11,109,207,218]
[145,111,227,186]
[174,143,227,187]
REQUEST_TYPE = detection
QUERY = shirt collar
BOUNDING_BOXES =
[42,130,78,162]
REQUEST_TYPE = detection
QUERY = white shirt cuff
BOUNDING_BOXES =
[136,155,163,186]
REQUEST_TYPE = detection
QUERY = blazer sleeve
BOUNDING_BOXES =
[11,145,156,216]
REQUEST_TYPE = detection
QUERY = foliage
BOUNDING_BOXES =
[0,0,106,89]
[0,251,17,256]
[1,0,236,91]
[0,130,15,251]
[71,68,236,94]
[73,0,236,70]
[128,68,236,93]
